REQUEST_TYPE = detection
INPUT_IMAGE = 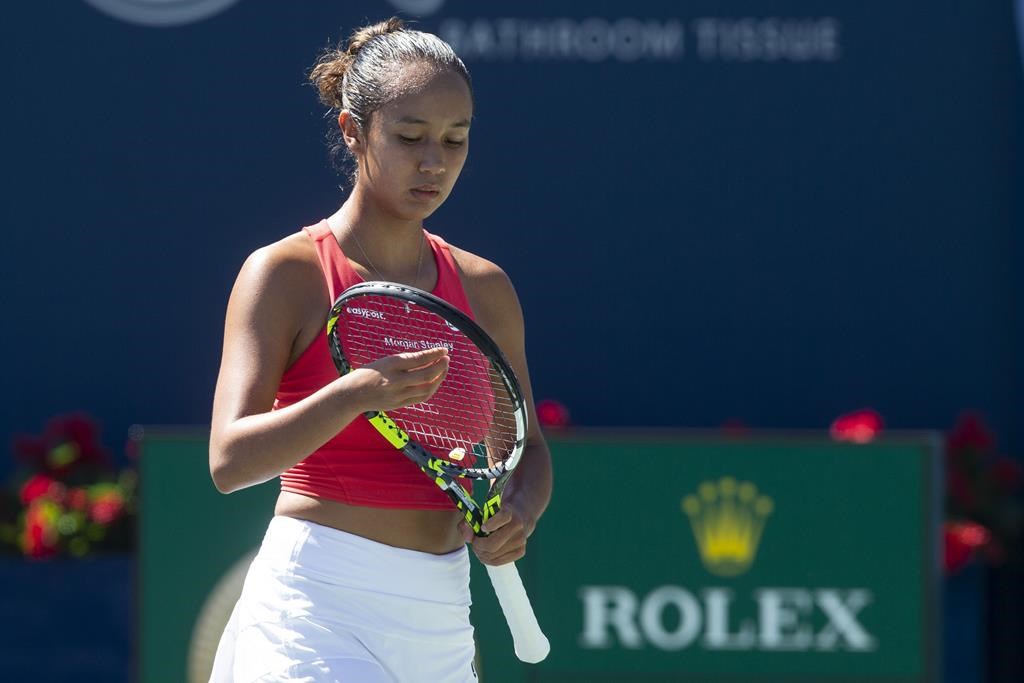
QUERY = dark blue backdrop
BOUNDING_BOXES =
[1,1,1022,681]
[2,0,1021,453]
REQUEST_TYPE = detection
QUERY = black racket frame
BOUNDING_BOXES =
[327,281,529,535]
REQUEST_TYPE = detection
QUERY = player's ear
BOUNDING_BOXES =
[339,110,362,152]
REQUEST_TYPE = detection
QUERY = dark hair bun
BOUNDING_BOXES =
[308,17,406,109]
[345,16,406,58]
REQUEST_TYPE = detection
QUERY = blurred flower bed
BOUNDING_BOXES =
[830,408,1024,575]
[941,413,1023,575]
[3,405,1020,570]
[0,413,137,559]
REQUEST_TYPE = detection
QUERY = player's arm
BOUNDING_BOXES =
[459,259,553,565]
[209,243,449,493]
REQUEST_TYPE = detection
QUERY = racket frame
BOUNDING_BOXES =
[327,281,528,535]
[327,280,550,663]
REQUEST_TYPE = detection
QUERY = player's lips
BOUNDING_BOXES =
[410,185,441,200]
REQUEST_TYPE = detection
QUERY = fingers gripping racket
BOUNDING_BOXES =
[327,281,550,664]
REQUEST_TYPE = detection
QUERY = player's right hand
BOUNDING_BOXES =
[348,347,450,411]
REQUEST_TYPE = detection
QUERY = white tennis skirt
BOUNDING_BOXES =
[209,515,478,683]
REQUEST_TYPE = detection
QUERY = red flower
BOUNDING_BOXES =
[23,523,58,559]
[12,412,112,476]
[953,521,990,547]
[943,521,992,574]
[89,490,125,525]
[4,412,139,558]
[720,418,750,437]
[830,409,883,444]
[536,399,571,429]
[21,499,60,559]
[20,474,59,505]
[46,413,111,467]
[66,487,89,511]
[947,412,995,453]
[943,527,973,574]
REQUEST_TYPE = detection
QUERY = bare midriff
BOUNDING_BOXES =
[274,490,465,554]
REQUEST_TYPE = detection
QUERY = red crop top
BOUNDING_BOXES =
[276,219,475,508]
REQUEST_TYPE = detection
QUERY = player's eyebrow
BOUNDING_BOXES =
[395,116,471,128]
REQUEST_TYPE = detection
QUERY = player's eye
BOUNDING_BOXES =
[398,136,466,147]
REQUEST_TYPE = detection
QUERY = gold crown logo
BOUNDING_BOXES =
[682,477,773,577]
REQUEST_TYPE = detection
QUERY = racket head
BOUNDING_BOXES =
[327,281,528,479]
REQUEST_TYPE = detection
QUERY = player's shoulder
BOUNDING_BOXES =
[445,241,516,298]
[443,240,523,337]
[234,229,325,306]
[245,230,316,269]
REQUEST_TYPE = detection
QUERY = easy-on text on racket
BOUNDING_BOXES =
[326,281,550,664]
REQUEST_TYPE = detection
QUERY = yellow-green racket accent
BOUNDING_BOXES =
[365,414,500,536]
[366,412,410,448]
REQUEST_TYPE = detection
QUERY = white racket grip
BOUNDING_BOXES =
[485,562,550,663]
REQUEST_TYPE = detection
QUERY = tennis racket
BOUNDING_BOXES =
[326,280,550,664]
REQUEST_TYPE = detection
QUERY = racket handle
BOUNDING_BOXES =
[485,562,550,663]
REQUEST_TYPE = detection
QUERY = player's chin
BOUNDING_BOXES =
[390,204,442,224]
[403,189,448,214]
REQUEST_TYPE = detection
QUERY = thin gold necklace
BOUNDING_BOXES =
[350,229,425,289]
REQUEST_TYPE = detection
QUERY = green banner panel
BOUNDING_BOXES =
[138,429,280,683]
[491,433,942,683]
[138,430,940,683]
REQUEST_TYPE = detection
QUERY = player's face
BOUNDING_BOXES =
[361,66,473,221]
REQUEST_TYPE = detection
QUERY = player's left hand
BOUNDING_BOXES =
[459,504,536,566]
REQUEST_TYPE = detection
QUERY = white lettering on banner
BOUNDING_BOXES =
[756,589,814,650]
[815,589,877,650]
[439,17,842,63]
[579,586,876,652]
[579,586,643,648]
[440,18,685,62]
[639,587,702,649]
[704,589,756,649]
[693,18,841,62]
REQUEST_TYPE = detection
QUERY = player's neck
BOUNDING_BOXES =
[328,196,427,280]
[332,192,424,245]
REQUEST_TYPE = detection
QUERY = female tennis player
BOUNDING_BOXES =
[207,17,552,683]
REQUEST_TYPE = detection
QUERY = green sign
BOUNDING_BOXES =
[138,429,279,683]
[138,430,941,683]
[502,433,942,683]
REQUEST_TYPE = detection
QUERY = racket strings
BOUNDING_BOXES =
[339,296,519,470]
